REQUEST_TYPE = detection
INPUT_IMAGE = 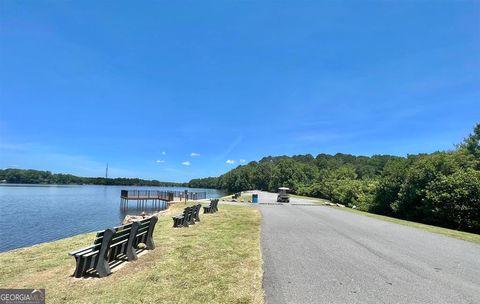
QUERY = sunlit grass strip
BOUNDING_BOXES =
[0,203,264,304]
[333,206,480,245]
[220,193,253,203]
[289,194,330,205]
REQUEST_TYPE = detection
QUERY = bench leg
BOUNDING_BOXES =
[96,228,114,278]
[73,256,86,278]
[145,216,158,250]
[96,257,111,278]
[126,222,140,261]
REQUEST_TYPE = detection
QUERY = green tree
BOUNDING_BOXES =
[425,168,480,232]
[459,123,480,159]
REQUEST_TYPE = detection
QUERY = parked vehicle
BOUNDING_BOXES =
[277,187,290,203]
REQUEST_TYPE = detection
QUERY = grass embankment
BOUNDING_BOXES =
[289,194,330,205]
[286,193,479,244]
[332,206,480,245]
[220,193,253,203]
[0,203,264,304]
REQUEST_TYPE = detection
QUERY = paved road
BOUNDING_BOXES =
[256,191,480,304]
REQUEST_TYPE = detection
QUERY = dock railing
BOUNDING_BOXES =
[121,190,207,201]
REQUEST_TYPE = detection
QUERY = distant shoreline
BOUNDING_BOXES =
[0,168,189,187]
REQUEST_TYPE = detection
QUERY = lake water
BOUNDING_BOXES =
[0,184,226,252]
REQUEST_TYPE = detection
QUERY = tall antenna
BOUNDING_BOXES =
[105,163,109,179]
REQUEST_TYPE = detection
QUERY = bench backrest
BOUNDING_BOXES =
[194,204,201,216]
[93,222,134,244]
[94,216,158,261]
[133,216,158,249]
[210,199,219,211]
[107,223,136,262]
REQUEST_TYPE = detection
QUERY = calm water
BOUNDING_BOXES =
[0,184,226,252]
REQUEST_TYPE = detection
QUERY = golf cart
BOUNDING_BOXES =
[277,187,290,203]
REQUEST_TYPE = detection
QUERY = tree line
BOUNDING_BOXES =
[189,124,480,234]
[0,169,186,187]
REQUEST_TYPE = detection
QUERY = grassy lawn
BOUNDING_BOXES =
[220,193,253,203]
[0,203,264,304]
[289,194,330,205]
[332,206,480,245]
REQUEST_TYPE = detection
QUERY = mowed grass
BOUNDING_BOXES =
[0,203,264,304]
[333,206,480,244]
[289,194,330,205]
[220,193,253,203]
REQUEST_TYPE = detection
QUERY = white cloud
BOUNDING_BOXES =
[155,160,165,163]
[190,152,200,157]
[162,151,166,155]
[181,161,191,166]
[239,159,246,163]
[226,159,236,164]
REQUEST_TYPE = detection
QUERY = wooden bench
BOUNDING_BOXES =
[192,204,201,222]
[172,206,192,228]
[69,215,158,278]
[172,204,202,228]
[203,199,219,214]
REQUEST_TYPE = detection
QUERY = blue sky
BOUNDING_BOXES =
[0,1,479,182]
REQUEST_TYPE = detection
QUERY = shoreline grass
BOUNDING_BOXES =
[331,206,480,245]
[220,193,253,203]
[284,193,480,245]
[289,194,330,205]
[0,203,264,304]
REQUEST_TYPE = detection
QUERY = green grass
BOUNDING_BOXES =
[220,193,253,203]
[287,193,480,244]
[289,194,330,205]
[0,203,264,304]
[333,206,480,245]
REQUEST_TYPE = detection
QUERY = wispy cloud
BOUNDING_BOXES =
[190,152,200,157]
[0,142,31,151]
[155,160,166,163]
[226,159,236,164]
[162,151,166,155]
[181,161,191,166]
[219,135,243,160]
[239,159,246,163]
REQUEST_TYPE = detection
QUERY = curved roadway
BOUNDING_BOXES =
[254,191,480,304]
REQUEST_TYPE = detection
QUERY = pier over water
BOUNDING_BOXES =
[120,189,207,211]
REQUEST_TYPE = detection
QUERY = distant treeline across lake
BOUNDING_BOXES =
[0,169,187,187]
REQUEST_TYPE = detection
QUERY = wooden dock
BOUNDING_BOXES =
[120,189,207,211]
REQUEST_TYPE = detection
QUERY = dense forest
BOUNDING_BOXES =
[0,169,186,187]
[189,124,480,234]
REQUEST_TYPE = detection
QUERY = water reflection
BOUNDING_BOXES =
[0,184,226,252]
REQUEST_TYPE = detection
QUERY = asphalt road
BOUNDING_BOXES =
[256,191,480,304]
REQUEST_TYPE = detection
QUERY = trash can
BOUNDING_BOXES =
[252,194,258,203]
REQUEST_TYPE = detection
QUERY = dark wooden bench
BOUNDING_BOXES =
[203,199,219,214]
[172,206,192,228]
[192,204,201,222]
[69,215,158,278]
[172,204,202,228]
